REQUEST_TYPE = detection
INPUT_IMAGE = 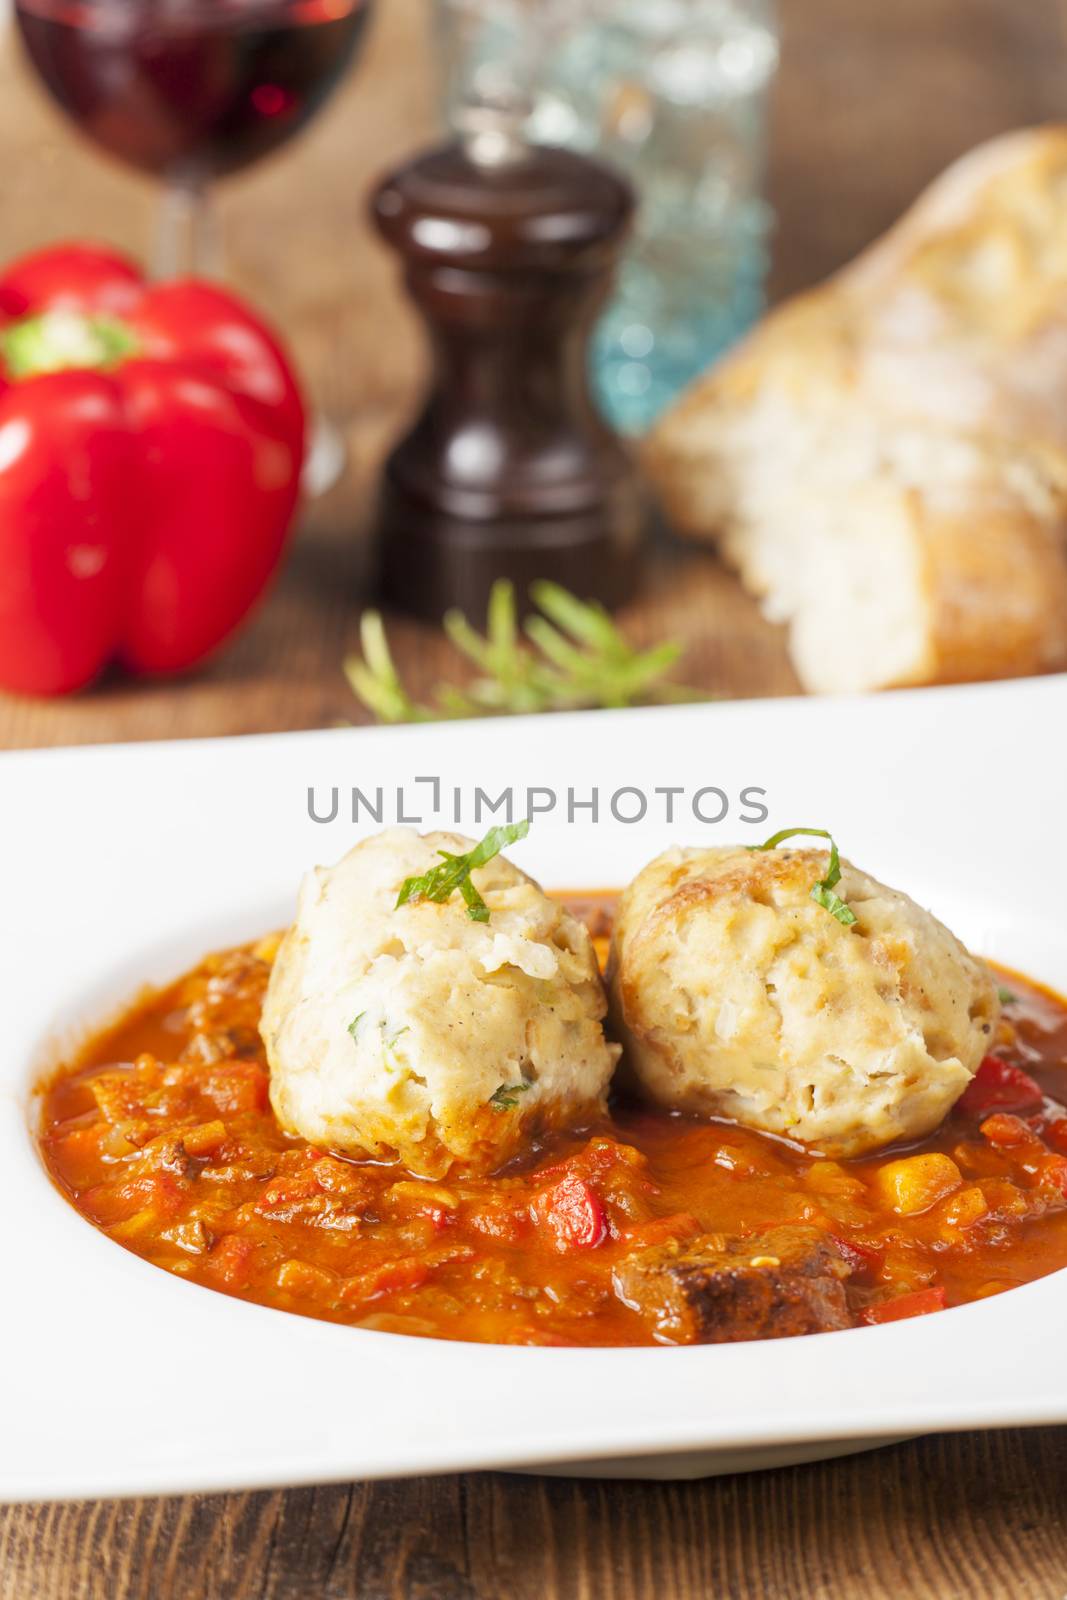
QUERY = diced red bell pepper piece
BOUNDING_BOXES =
[828,1234,884,1280]
[1043,1115,1067,1155]
[203,1061,269,1116]
[958,1057,1043,1116]
[531,1173,607,1252]
[861,1285,947,1325]
[340,1259,430,1304]
[256,1170,323,1211]
[536,1138,647,1186]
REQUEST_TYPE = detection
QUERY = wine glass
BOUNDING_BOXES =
[13,0,375,490]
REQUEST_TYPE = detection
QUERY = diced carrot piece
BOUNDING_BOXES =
[180,1120,227,1158]
[936,1184,989,1230]
[870,1153,961,1216]
[862,1286,947,1324]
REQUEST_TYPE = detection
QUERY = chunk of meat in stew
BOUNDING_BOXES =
[613,1224,853,1344]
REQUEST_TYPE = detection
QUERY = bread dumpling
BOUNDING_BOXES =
[261,829,619,1177]
[608,843,999,1157]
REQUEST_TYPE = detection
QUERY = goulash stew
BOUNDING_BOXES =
[37,898,1067,1346]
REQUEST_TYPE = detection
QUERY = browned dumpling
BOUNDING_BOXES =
[609,844,999,1157]
[262,829,619,1177]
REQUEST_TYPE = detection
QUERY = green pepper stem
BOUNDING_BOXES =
[0,310,138,380]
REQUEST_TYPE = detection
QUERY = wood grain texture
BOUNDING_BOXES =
[3,1431,1067,1600]
[4,0,1065,751]
[2,0,1067,1595]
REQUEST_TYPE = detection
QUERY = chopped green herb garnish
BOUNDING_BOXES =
[384,1025,410,1049]
[997,987,1018,1007]
[489,1083,530,1113]
[396,819,530,922]
[347,1012,366,1041]
[750,827,858,928]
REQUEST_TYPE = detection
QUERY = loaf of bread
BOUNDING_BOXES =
[644,128,1067,693]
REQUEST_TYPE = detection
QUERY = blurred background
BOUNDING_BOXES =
[3,0,1055,414]
[0,0,1062,745]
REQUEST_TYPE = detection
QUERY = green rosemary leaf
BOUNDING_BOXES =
[344,613,433,724]
[530,581,623,654]
[343,580,694,724]
[443,607,499,674]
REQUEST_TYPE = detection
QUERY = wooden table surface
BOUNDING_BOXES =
[4,1,1067,1595]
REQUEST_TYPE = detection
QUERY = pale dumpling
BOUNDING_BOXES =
[261,829,619,1177]
[608,844,999,1157]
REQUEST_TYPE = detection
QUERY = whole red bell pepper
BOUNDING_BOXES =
[0,243,306,695]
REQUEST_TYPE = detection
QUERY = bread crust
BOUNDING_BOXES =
[645,126,1067,692]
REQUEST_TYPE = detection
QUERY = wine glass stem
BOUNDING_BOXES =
[153,178,224,281]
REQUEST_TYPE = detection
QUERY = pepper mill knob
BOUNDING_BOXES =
[370,106,643,621]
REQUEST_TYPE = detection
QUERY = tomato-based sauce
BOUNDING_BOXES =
[36,897,1067,1346]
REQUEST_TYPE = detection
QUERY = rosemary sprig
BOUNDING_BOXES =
[344,612,434,724]
[343,579,692,723]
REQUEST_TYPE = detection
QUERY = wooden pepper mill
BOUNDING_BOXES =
[370,100,643,622]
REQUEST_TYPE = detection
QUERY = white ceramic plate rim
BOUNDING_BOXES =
[4,675,1067,1502]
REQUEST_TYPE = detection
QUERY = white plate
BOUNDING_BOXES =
[4,676,1067,1503]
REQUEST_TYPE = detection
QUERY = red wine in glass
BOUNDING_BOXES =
[15,0,374,493]
[14,0,373,182]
